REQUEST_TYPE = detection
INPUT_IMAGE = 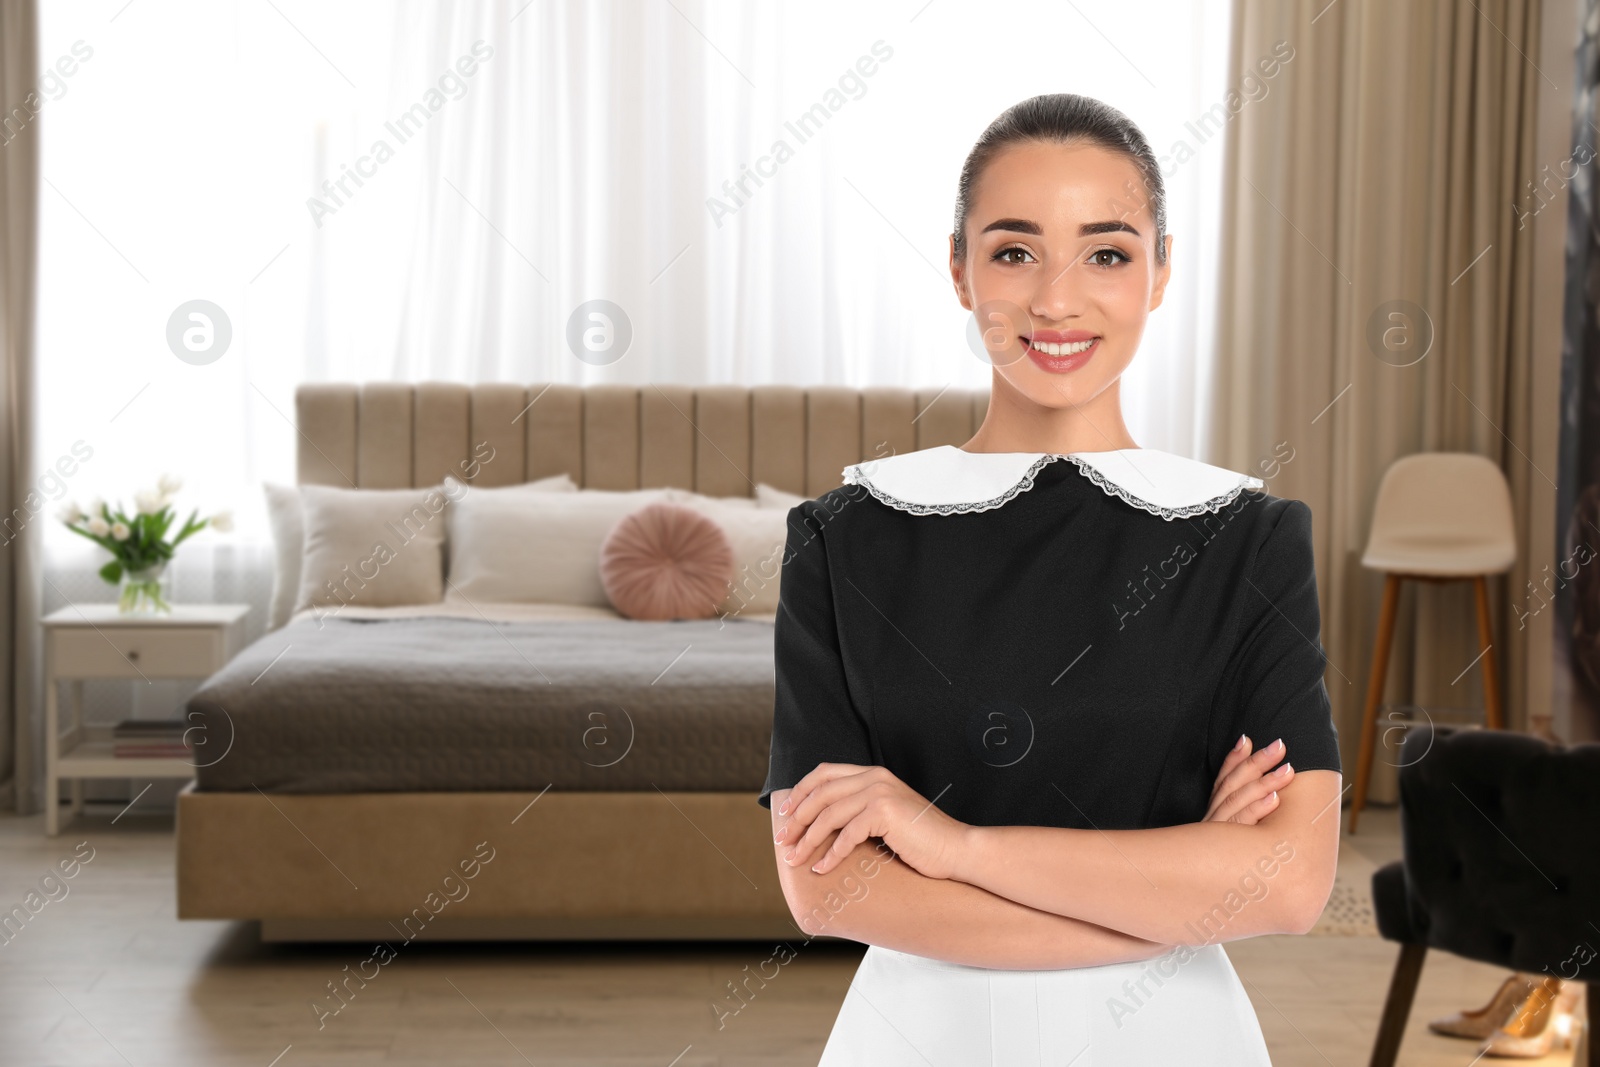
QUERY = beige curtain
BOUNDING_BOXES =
[1211,0,1547,801]
[1,0,40,814]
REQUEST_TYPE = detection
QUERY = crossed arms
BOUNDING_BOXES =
[767,744,1341,971]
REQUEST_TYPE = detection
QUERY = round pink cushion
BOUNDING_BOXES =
[599,501,734,620]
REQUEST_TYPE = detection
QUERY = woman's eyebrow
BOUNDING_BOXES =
[980,217,1042,236]
[1080,219,1142,238]
[977,217,1143,238]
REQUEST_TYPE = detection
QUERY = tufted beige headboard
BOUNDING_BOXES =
[295,383,991,497]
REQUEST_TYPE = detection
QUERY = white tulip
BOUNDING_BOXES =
[209,510,234,533]
[158,473,183,495]
[88,497,105,520]
[110,522,130,541]
[134,490,161,515]
[58,502,84,524]
[86,517,110,536]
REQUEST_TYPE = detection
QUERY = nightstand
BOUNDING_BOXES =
[42,603,250,835]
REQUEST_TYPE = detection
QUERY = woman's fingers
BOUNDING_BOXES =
[1227,789,1282,825]
[812,812,878,876]
[795,771,878,833]
[778,764,876,846]
[1212,735,1252,794]
[1208,737,1286,811]
[1210,762,1295,823]
[779,762,860,817]
[1206,745,1288,821]
[784,793,870,869]
[1225,759,1294,817]
[1209,739,1260,806]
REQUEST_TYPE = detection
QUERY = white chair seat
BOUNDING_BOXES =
[1361,536,1517,577]
[1360,453,1516,576]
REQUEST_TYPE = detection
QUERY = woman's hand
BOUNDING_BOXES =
[1206,735,1294,824]
[774,763,969,880]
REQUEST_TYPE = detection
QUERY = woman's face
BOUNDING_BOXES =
[951,140,1172,410]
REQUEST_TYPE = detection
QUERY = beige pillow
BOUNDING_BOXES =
[294,484,451,615]
[686,501,789,616]
[755,482,807,509]
[266,472,575,630]
[447,487,675,605]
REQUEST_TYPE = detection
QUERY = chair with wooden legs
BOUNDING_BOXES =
[1348,453,1516,834]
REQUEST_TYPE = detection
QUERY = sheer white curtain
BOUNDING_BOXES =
[23,0,1231,808]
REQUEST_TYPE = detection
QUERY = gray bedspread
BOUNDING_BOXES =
[189,615,776,794]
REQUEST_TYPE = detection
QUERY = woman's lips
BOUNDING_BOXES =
[1023,332,1099,374]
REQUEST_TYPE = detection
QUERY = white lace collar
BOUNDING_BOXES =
[841,445,1264,521]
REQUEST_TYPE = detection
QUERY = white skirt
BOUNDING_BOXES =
[816,942,1272,1066]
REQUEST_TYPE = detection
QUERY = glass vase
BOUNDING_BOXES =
[118,561,173,615]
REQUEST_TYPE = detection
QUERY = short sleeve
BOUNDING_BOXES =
[757,499,876,809]
[1214,498,1342,775]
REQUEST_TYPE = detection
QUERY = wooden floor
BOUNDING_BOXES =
[0,804,1582,1066]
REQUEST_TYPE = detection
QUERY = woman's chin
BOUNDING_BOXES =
[995,365,1120,412]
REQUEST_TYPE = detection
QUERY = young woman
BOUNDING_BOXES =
[759,94,1343,1064]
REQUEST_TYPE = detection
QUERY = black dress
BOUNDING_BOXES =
[757,444,1341,1065]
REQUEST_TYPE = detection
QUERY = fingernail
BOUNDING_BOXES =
[784,848,796,863]
[1269,790,1278,802]
[1234,734,1247,751]
[774,827,785,843]
[1270,738,1284,754]
[1274,762,1293,776]
[811,863,823,873]
[778,802,788,815]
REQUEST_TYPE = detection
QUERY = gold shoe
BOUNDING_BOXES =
[1479,977,1582,1058]
[1428,973,1540,1039]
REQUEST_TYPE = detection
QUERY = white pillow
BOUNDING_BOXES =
[263,482,305,631]
[693,503,788,616]
[293,484,455,616]
[442,472,577,497]
[438,472,579,553]
[666,487,758,510]
[755,482,807,509]
[265,473,575,630]
[446,487,675,606]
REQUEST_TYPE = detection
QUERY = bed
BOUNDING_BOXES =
[175,381,988,941]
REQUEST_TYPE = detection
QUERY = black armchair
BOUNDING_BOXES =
[1369,723,1600,1066]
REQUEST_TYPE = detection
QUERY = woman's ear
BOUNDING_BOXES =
[1147,233,1175,312]
[949,233,973,312]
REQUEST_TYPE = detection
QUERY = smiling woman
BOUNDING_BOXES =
[950,95,1176,456]
[760,94,1342,1065]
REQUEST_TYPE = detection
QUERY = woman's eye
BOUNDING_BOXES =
[1089,248,1131,268]
[993,246,1034,265]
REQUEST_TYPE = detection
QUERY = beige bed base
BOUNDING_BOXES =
[176,382,988,941]
[177,786,805,942]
